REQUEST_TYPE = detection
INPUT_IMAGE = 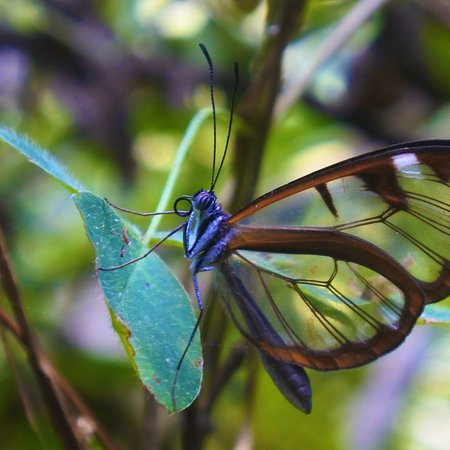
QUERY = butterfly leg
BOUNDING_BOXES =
[192,273,204,310]
[171,272,205,411]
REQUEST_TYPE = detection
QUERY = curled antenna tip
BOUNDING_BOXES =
[199,43,212,65]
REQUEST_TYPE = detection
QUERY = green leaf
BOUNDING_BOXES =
[74,191,202,413]
[0,126,84,193]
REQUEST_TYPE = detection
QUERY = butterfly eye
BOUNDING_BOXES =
[173,196,192,217]
[193,190,215,211]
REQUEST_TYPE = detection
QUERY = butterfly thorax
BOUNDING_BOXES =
[181,190,232,274]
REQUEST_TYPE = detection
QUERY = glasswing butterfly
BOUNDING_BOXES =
[101,45,450,414]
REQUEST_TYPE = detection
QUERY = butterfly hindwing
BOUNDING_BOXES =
[218,230,423,370]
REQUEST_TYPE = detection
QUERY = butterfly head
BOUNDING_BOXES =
[192,190,217,212]
[173,190,218,218]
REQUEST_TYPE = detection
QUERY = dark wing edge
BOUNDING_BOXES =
[229,140,450,224]
[418,262,450,304]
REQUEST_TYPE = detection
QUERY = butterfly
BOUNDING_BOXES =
[173,139,450,413]
[101,46,450,414]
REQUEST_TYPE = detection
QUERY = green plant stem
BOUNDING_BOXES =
[143,108,211,245]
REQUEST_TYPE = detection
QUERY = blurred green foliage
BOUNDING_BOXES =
[0,0,449,449]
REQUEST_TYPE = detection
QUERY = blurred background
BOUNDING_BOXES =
[0,0,449,449]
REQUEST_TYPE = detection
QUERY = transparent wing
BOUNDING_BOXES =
[216,242,424,370]
[229,141,450,303]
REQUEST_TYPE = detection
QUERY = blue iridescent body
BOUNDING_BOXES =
[185,190,231,274]
[181,190,232,309]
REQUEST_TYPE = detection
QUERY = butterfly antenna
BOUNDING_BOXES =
[98,222,185,271]
[104,198,185,216]
[212,62,239,190]
[199,43,217,191]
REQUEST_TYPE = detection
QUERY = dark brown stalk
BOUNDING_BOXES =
[0,227,85,449]
[231,0,307,210]
[140,392,159,450]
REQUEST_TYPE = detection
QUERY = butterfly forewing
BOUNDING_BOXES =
[229,142,450,304]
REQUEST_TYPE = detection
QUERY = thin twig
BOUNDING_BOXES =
[0,325,40,433]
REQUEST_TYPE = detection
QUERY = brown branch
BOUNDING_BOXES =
[0,228,80,449]
[0,307,119,450]
[0,226,113,449]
